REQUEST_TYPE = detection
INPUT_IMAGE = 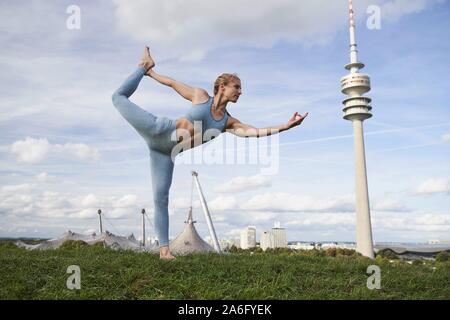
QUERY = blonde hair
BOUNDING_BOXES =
[214,73,240,95]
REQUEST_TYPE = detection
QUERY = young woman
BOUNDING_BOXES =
[112,47,308,259]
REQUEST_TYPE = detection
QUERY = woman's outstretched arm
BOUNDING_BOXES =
[226,112,309,138]
[147,69,209,104]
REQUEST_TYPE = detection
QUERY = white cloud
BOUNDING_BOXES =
[80,194,100,208]
[112,0,443,61]
[209,195,238,211]
[0,193,34,210]
[11,137,51,164]
[285,213,355,227]
[53,143,101,161]
[10,137,101,164]
[169,198,202,211]
[1,183,33,194]
[219,210,450,236]
[374,213,450,232]
[70,208,96,219]
[2,181,449,239]
[380,0,445,22]
[372,198,410,212]
[414,178,450,195]
[113,0,347,60]
[415,213,450,226]
[442,133,450,142]
[34,172,59,183]
[113,194,138,208]
[215,174,271,193]
[240,192,355,212]
[211,209,279,228]
[222,228,244,238]
[0,184,140,221]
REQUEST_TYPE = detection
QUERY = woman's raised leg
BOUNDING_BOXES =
[111,47,156,138]
[111,67,157,137]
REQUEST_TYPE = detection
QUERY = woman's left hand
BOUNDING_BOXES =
[287,112,309,129]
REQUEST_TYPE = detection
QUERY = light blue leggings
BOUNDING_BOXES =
[112,67,178,247]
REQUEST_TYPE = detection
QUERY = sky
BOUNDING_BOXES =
[1,0,449,244]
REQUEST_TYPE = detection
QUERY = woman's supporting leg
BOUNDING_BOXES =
[111,67,157,138]
[149,148,175,248]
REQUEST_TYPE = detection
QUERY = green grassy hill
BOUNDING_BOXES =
[0,241,449,300]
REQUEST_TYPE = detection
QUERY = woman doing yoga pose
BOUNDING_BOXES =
[112,47,308,259]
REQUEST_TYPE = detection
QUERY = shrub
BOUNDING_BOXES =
[253,247,263,253]
[226,245,246,254]
[377,249,398,260]
[412,259,423,266]
[0,241,18,249]
[272,247,293,254]
[91,241,105,248]
[325,248,359,257]
[435,251,450,262]
[326,247,337,257]
[296,249,325,257]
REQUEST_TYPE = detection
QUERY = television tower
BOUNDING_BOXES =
[340,0,374,258]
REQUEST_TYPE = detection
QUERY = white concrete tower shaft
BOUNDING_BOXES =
[341,0,374,259]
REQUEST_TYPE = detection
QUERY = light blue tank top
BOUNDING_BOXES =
[184,96,229,136]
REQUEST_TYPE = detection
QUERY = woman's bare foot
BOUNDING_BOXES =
[138,46,155,72]
[160,245,176,260]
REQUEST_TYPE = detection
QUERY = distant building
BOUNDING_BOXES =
[321,242,356,250]
[288,242,316,250]
[232,237,241,248]
[428,239,450,245]
[260,222,287,251]
[218,239,231,250]
[207,237,234,251]
[260,231,271,251]
[271,227,287,249]
[240,226,256,249]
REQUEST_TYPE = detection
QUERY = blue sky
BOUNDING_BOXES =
[1,0,449,243]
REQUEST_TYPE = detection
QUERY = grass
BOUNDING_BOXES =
[0,241,449,300]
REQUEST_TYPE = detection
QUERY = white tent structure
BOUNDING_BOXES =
[15,230,158,252]
[169,171,221,255]
[169,208,215,255]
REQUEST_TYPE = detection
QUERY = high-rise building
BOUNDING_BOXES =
[271,226,287,249]
[260,222,287,250]
[240,226,256,249]
[260,231,271,251]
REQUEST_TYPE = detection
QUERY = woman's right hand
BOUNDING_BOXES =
[287,112,309,129]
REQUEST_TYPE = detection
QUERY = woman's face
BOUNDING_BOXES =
[221,79,242,103]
